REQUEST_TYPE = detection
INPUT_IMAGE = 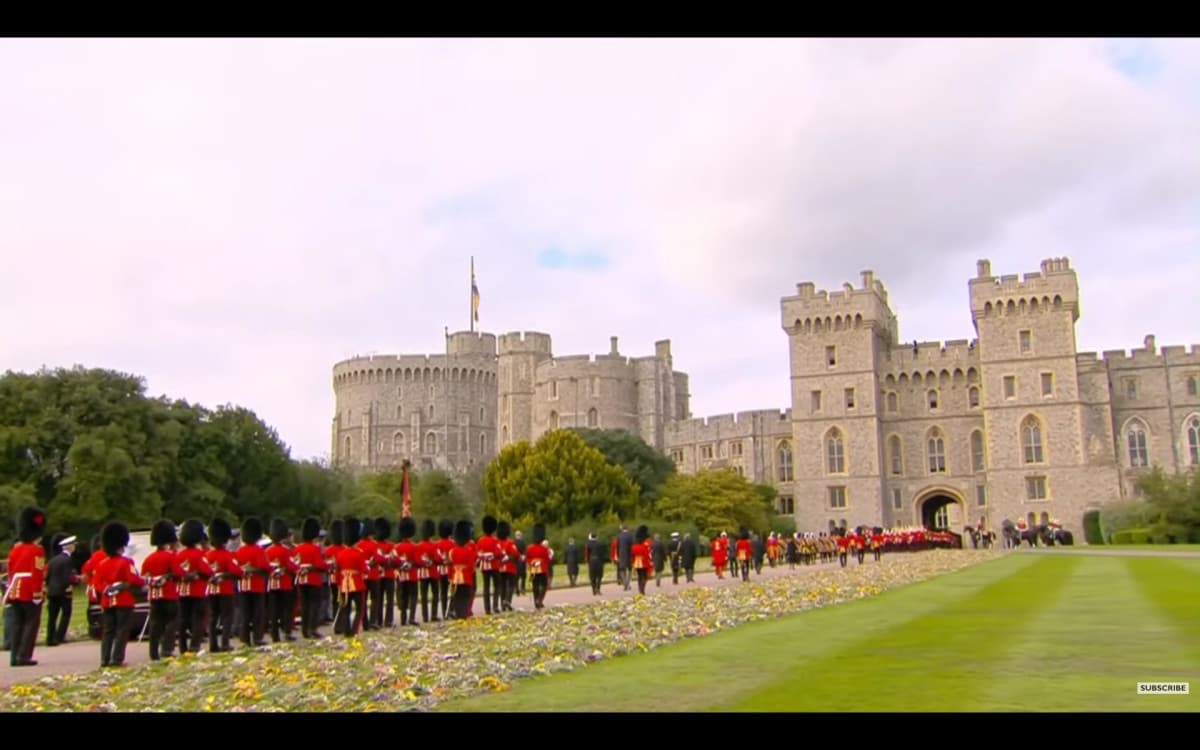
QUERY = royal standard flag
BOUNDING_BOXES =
[471,275,480,322]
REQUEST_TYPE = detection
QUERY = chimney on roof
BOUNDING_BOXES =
[610,336,619,355]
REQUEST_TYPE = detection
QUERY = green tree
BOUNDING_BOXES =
[412,469,470,521]
[655,468,774,538]
[1134,467,1200,542]
[569,428,675,514]
[483,431,638,526]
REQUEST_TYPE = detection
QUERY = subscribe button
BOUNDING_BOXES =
[1137,682,1190,694]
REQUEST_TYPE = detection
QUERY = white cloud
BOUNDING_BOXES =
[1,38,1197,461]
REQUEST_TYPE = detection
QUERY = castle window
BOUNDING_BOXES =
[1127,420,1148,468]
[396,405,403,420]
[701,444,714,460]
[779,495,794,514]
[397,386,404,399]
[1022,416,1044,464]
[811,390,822,413]
[888,435,903,476]
[428,404,435,420]
[1019,330,1032,353]
[424,432,437,454]
[1004,376,1016,399]
[730,441,743,457]
[587,408,598,428]
[1188,376,1199,396]
[733,465,745,477]
[480,433,487,454]
[927,389,939,410]
[1041,373,1054,397]
[502,425,509,443]
[887,392,898,412]
[826,428,846,474]
[343,436,351,459]
[891,488,902,510]
[826,346,837,367]
[671,450,683,464]
[828,486,847,509]
[927,428,946,474]
[845,388,856,409]
[968,386,980,408]
[1187,417,1199,465]
[549,411,559,430]
[551,381,559,400]
[1026,476,1047,500]
[479,407,485,422]
[976,484,987,507]
[971,430,985,472]
[1124,377,1138,400]
[393,431,405,453]
[777,441,794,482]
[429,385,435,398]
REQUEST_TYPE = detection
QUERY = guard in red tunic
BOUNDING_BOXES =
[436,519,455,620]
[294,517,327,638]
[141,519,185,661]
[356,519,382,630]
[374,518,396,627]
[81,534,105,610]
[5,506,47,667]
[630,525,651,595]
[448,519,476,619]
[324,520,345,633]
[205,518,243,653]
[476,515,500,615]
[389,517,414,625]
[94,521,146,668]
[266,519,300,643]
[495,520,518,612]
[836,530,851,567]
[335,517,368,637]
[871,527,885,562]
[711,532,729,579]
[735,529,753,582]
[234,517,270,647]
[175,519,213,654]
[417,519,440,623]
[525,524,553,609]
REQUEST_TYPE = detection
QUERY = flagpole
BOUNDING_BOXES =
[470,256,475,333]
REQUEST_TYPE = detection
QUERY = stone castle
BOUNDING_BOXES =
[332,257,1200,535]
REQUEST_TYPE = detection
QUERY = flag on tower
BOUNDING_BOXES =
[471,260,480,324]
[401,460,413,519]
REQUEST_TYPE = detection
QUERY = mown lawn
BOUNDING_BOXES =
[441,553,1200,712]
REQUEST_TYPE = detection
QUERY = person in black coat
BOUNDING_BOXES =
[666,532,683,585]
[584,533,606,595]
[752,533,765,575]
[617,526,634,590]
[651,534,666,587]
[45,533,79,646]
[680,533,697,583]
[564,539,581,587]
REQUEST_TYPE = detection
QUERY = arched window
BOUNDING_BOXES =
[968,386,980,408]
[1188,417,1200,465]
[587,408,598,428]
[1127,420,1148,467]
[826,428,845,474]
[479,433,487,454]
[927,428,946,474]
[928,389,939,410]
[888,435,902,475]
[777,441,794,482]
[393,431,405,453]
[549,411,560,430]
[424,432,437,454]
[501,425,509,444]
[1022,416,1044,464]
[428,404,434,420]
[396,405,403,420]
[887,392,898,412]
[970,430,985,472]
[343,436,351,459]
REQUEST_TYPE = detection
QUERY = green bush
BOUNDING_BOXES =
[1082,510,1104,545]
[1111,528,1153,545]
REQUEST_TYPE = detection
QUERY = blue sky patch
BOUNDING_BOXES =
[1106,39,1164,82]
[537,247,611,271]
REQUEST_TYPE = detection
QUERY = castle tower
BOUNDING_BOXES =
[780,270,897,531]
[969,258,1119,527]
[497,331,553,448]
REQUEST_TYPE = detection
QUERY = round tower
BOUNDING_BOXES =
[497,331,553,448]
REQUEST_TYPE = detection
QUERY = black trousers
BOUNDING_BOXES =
[439,577,450,618]
[268,589,294,641]
[588,564,604,594]
[148,599,179,660]
[100,606,133,667]
[449,584,472,619]
[636,568,648,595]
[567,567,578,587]
[532,573,549,608]
[239,592,266,646]
[381,578,396,626]
[670,561,680,584]
[336,591,366,636]
[481,570,498,614]
[654,567,664,587]
[178,597,206,653]
[9,601,41,665]
[298,586,323,637]
[502,572,516,611]
[420,577,439,622]
[398,581,418,624]
[46,594,71,645]
[684,566,695,582]
[740,559,750,582]
[366,579,383,629]
[208,595,235,652]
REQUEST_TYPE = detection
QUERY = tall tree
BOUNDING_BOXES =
[568,428,675,514]
[655,469,775,537]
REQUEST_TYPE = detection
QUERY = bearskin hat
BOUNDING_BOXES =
[89,534,101,554]
[739,527,750,540]
[17,506,46,543]
[635,524,649,543]
[398,516,417,541]
[533,523,547,544]
[421,519,435,541]
[101,521,130,556]
[438,519,454,540]
[301,517,321,543]
[374,517,392,541]
[343,517,362,546]
[482,515,498,535]
[496,520,511,541]
[267,518,287,543]
[150,519,178,547]
[209,517,233,547]
[179,520,204,548]
[240,517,264,545]
[453,519,473,546]
[328,519,344,546]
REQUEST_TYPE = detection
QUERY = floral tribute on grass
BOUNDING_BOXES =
[1,550,996,713]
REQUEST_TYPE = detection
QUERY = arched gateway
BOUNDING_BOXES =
[912,486,966,531]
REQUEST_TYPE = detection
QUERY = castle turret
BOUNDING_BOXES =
[497,331,553,447]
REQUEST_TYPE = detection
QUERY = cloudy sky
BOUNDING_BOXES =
[3,38,1198,461]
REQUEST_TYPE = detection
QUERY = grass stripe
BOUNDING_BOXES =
[439,554,1030,713]
[1125,557,1200,664]
[730,554,1078,712]
[977,557,1199,712]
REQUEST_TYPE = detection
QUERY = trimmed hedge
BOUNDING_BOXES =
[1082,510,1104,545]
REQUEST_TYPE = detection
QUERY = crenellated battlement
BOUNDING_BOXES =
[969,257,1080,323]
[446,330,498,357]
[1101,335,1200,369]
[667,408,792,434]
[781,270,895,330]
[497,331,553,355]
[332,350,497,390]
[883,339,979,373]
